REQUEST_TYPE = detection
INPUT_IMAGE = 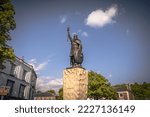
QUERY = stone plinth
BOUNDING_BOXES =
[63,67,88,100]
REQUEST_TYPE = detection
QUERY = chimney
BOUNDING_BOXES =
[126,84,131,91]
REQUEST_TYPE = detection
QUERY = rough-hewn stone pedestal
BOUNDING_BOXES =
[63,67,88,100]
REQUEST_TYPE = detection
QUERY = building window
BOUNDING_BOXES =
[18,84,25,99]
[119,93,123,97]
[29,88,33,100]
[10,63,16,76]
[22,69,27,80]
[6,80,15,96]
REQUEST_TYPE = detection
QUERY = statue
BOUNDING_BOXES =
[67,27,83,67]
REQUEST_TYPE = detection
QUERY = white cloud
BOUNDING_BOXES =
[28,59,49,72]
[28,58,62,93]
[82,31,88,37]
[86,4,118,28]
[60,16,67,24]
[77,29,88,37]
[36,77,63,92]
[35,62,47,71]
[29,59,36,63]
[108,74,112,78]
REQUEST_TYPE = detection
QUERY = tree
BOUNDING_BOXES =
[131,83,145,99]
[58,87,63,100]
[0,0,16,69]
[47,90,56,95]
[131,82,150,100]
[142,82,150,99]
[88,71,117,100]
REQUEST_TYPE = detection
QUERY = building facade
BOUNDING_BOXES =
[116,84,134,100]
[117,89,134,100]
[0,57,37,100]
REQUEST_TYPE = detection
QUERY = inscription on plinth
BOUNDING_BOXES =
[63,67,88,100]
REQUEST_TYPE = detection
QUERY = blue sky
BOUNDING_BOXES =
[10,0,150,91]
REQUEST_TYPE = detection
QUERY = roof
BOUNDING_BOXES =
[116,88,129,92]
[15,56,37,78]
[34,93,55,97]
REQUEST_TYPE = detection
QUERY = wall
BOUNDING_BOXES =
[0,57,37,100]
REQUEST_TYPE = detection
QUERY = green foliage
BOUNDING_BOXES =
[88,71,117,100]
[47,90,56,95]
[0,0,16,69]
[58,87,63,100]
[131,82,150,100]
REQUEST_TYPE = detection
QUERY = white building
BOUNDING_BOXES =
[0,57,37,100]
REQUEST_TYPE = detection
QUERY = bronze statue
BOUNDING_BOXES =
[67,27,83,67]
